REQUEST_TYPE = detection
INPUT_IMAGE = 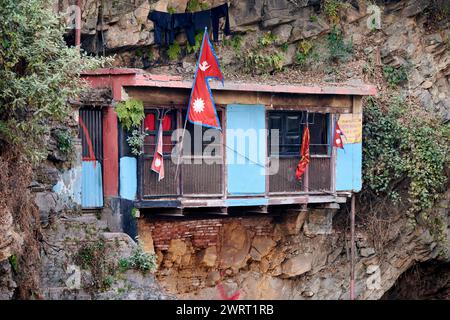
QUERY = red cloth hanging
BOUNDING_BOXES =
[295,125,310,181]
[144,113,155,131]
[151,123,164,181]
[162,115,172,131]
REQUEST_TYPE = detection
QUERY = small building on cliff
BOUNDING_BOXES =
[78,68,375,237]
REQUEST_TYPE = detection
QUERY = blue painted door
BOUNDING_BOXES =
[226,105,266,195]
[80,108,104,208]
[82,161,104,208]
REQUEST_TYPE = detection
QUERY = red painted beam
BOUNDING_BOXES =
[102,106,119,197]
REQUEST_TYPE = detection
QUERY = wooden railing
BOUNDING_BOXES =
[141,157,223,198]
[141,155,333,198]
[182,158,223,196]
[268,156,333,194]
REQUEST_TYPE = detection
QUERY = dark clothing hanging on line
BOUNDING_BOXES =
[173,12,195,46]
[182,10,211,46]
[211,3,230,42]
[193,10,211,32]
[148,11,174,45]
[148,3,229,46]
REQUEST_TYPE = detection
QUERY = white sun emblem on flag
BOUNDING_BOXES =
[193,98,205,113]
[154,158,161,168]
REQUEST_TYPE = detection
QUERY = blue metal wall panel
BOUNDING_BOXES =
[120,156,137,200]
[82,161,103,208]
[336,142,362,192]
[226,104,266,195]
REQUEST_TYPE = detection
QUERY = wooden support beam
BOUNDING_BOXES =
[125,87,354,113]
[245,205,268,214]
[134,200,181,208]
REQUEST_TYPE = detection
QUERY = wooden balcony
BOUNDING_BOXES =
[137,153,340,213]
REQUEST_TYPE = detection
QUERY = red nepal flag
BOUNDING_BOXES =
[333,121,344,149]
[295,125,310,181]
[151,122,164,181]
[186,28,224,129]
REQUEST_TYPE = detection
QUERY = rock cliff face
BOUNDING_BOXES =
[139,198,449,299]
[63,0,449,120]
[0,0,448,299]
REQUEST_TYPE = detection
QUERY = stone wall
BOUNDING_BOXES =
[141,216,274,251]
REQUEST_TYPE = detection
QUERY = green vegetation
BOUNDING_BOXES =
[327,26,353,62]
[362,56,376,78]
[295,39,314,66]
[118,244,157,274]
[257,32,278,47]
[363,96,449,248]
[186,0,209,12]
[75,239,115,291]
[8,255,18,273]
[323,0,342,25]
[0,0,107,162]
[166,42,181,60]
[167,6,176,14]
[222,35,243,53]
[280,42,289,53]
[55,129,73,155]
[126,129,146,156]
[115,99,145,131]
[131,207,140,219]
[243,51,285,74]
[187,32,204,54]
[383,65,408,88]
[115,99,145,156]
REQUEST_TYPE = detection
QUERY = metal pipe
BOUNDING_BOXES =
[350,194,356,300]
[75,0,82,48]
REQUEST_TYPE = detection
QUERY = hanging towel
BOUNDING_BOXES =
[148,11,174,45]
[173,12,195,46]
[211,3,230,42]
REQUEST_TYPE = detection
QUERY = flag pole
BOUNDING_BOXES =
[175,27,209,182]
[174,116,188,182]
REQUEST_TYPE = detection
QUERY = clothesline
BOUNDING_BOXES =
[148,3,230,47]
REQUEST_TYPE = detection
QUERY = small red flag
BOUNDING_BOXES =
[296,125,310,180]
[186,28,223,129]
[151,122,164,181]
[333,122,344,149]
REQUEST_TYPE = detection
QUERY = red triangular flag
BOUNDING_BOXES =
[296,125,310,180]
[151,121,164,181]
[333,121,344,149]
[186,28,223,129]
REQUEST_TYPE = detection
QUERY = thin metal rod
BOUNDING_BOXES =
[350,194,356,300]
[174,116,188,181]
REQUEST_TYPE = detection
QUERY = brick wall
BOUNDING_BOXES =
[142,216,274,251]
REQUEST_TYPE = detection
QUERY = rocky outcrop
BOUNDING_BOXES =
[144,197,449,299]
[60,0,449,120]
[382,260,450,299]
[40,213,173,300]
